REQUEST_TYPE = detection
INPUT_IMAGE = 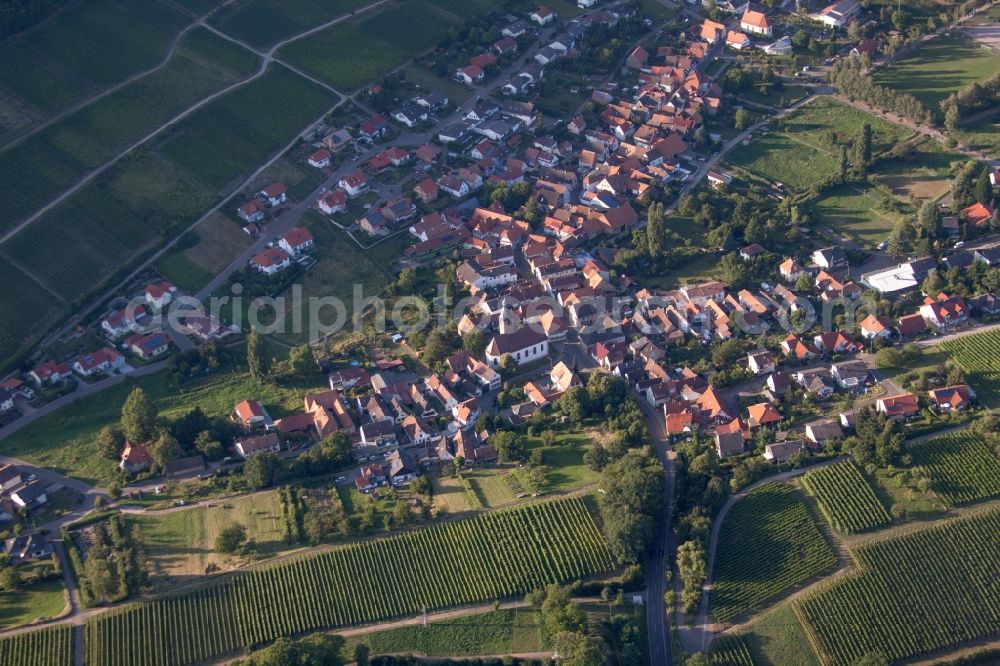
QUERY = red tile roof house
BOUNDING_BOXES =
[307,148,331,169]
[258,182,288,207]
[740,9,772,36]
[250,247,291,275]
[234,432,281,458]
[961,201,993,227]
[317,189,347,215]
[414,178,439,203]
[125,332,170,360]
[29,360,72,386]
[234,399,275,429]
[237,199,266,224]
[919,294,969,330]
[876,392,920,420]
[278,226,314,257]
[896,313,928,337]
[145,280,177,310]
[928,384,975,412]
[120,441,153,474]
[338,171,369,198]
[73,347,126,377]
[101,306,141,338]
[530,5,554,25]
[456,64,485,85]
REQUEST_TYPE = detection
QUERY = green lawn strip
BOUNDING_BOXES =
[154,252,216,293]
[0,579,68,631]
[740,603,821,666]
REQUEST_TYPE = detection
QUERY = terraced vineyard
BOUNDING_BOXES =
[0,624,74,666]
[84,498,613,666]
[940,328,1000,408]
[800,461,891,534]
[908,430,1000,506]
[709,635,755,665]
[711,483,837,624]
[797,506,1000,665]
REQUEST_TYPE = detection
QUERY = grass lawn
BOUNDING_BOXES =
[874,32,1000,109]
[343,608,546,657]
[740,603,820,666]
[727,98,910,190]
[155,252,216,293]
[130,490,289,582]
[872,137,963,202]
[741,82,811,109]
[811,183,904,247]
[954,112,1000,157]
[524,431,600,492]
[404,65,473,104]
[0,365,321,486]
[183,212,254,275]
[640,251,724,290]
[0,579,67,631]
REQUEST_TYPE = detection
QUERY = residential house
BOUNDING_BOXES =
[928,385,975,412]
[896,313,928,337]
[876,392,919,420]
[831,360,869,390]
[101,307,140,338]
[746,402,781,429]
[456,65,485,85]
[339,171,369,198]
[307,149,331,168]
[811,0,860,27]
[804,420,843,446]
[124,332,170,359]
[10,483,47,510]
[234,400,275,430]
[0,464,22,491]
[119,441,153,474]
[145,281,176,310]
[259,183,288,207]
[813,247,847,270]
[73,348,126,377]
[764,440,804,463]
[779,257,806,282]
[29,360,72,386]
[530,5,554,25]
[235,433,281,457]
[360,420,398,448]
[318,190,347,215]
[740,9,772,35]
[859,314,893,341]
[714,419,745,458]
[238,199,266,224]
[747,349,775,375]
[279,227,314,257]
[250,247,292,275]
[919,294,969,330]
[387,451,417,486]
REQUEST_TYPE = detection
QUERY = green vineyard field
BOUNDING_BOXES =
[84,498,613,666]
[940,329,1000,408]
[709,635,755,665]
[711,483,837,624]
[800,461,891,534]
[908,430,1000,506]
[797,506,1000,665]
[0,624,74,666]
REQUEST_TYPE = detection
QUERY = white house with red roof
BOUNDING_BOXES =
[530,5,554,25]
[307,149,331,169]
[145,281,176,310]
[29,360,72,386]
[278,227,314,257]
[318,190,347,215]
[859,314,893,340]
[726,30,750,49]
[740,9,772,35]
[258,183,288,207]
[73,347,126,377]
[456,64,484,85]
[237,199,265,224]
[339,171,369,198]
[120,441,153,474]
[234,433,281,458]
[101,307,140,338]
[234,399,275,429]
[919,294,969,330]
[250,247,291,275]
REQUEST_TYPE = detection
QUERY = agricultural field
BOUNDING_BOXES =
[726,98,909,190]
[277,1,458,91]
[907,430,1000,506]
[0,262,65,373]
[0,365,314,486]
[797,506,1000,665]
[155,214,253,293]
[711,483,837,624]
[0,624,75,666]
[874,32,1000,109]
[344,608,546,657]
[739,603,821,666]
[130,491,290,581]
[810,184,905,247]
[708,636,755,666]
[0,0,190,119]
[872,137,963,202]
[209,0,369,49]
[83,498,613,666]
[801,461,892,535]
[941,327,1000,408]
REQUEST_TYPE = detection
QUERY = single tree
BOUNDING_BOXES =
[96,425,124,460]
[120,387,157,444]
[247,326,269,383]
[215,523,247,555]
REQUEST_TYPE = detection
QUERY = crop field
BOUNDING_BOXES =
[907,430,1000,506]
[726,98,909,190]
[131,491,289,579]
[424,0,506,19]
[797,506,1000,665]
[0,0,190,118]
[800,461,892,535]
[0,261,64,369]
[345,608,545,656]
[941,328,1000,408]
[209,0,370,49]
[278,1,458,91]
[741,603,820,666]
[0,625,74,666]
[874,32,1000,109]
[873,138,962,201]
[711,483,837,624]
[0,26,258,234]
[708,636,755,666]
[159,63,336,191]
[811,184,903,247]
[84,498,613,666]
